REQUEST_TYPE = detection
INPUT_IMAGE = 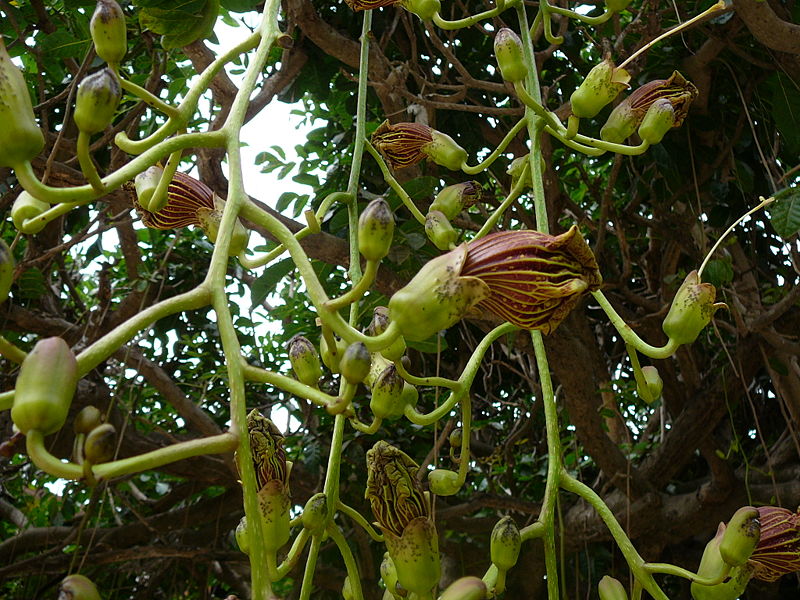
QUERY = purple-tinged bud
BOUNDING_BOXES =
[91,0,127,65]
[359,198,395,261]
[370,365,406,420]
[430,181,482,220]
[367,306,407,361]
[340,342,372,384]
[494,28,528,84]
[288,335,322,388]
[74,67,121,135]
[302,493,328,533]
[58,574,101,600]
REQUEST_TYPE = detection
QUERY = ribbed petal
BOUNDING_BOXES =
[750,506,800,582]
[345,0,402,10]
[462,227,602,333]
[132,172,215,230]
[371,120,434,170]
[624,71,697,127]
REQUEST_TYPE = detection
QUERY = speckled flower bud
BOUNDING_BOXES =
[662,271,726,345]
[428,468,460,496]
[494,28,528,84]
[340,342,372,384]
[235,516,249,554]
[720,506,761,567]
[491,516,522,571]
[637,98,676,145]
[570,58,630,119]
[90,0,127,65]
[425,210,458,251]
[359,198,395,261]
[58,574,101,600]
[302,493,328,533]
[430,181,482,220]
[74,67,121,135]
[83,423,116,464]
[288,335,322,388]
[367,306,407,361]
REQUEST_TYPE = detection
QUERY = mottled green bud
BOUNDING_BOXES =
[430,181,482,220]
[11,190,50,234]
[720,506,761,567]
[494,28,528,84]
[0,37,44,168]
[235,516,249,554]
[662,271,727,345]
[691,523,755,600]
[570,58,630,119]
[425,210,458,251]
[598,576,628,600]
[449,428,463,449]
[83,423,116,464]
[340,342,372,384]
[367,306,406,361]
[370,365,407,420]
[388,244,489,342]
[58,574,101,600]
[637,365,663,404]
[438,576,488,600]
[359,198,395,261]
[74,67,121,135]
[288,335,322,388]
[637,98,675,145]
[491,516,521,571]
[427,129,468,171]
[90,0,127,65]
[301,493,328,532]
[380,553,401,599]
[428,468,460,496]
[134,165,164,212]
[320,334,347,373]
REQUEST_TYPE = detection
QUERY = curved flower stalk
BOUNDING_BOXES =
[388,225,601,341]
[366,441,440,598]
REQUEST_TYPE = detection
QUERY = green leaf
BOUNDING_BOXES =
[407,334,448,354]
[769,187,800,239]
[251,258,295,307]
[769,73,800,159]
[702,259,733,288]
[220,0,261,12]
[135,0,219,50]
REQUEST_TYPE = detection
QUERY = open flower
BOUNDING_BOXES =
[388,225,602,341]
[366,441,440,595]
[601,71,697,143]
[371,119,467,170]
[749,506,800,582]
[131,171,214,230]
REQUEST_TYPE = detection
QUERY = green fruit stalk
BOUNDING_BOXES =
[0,36,44,168]
[11,337,78,435]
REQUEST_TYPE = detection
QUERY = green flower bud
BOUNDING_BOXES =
[662,271,727,345]
[507,154,532,190]
[11,190,50,234]
[74,406,103,435]
[598,576,628,600]
[425,210,458,251]
[490,516,521,571]
[301,493,328,533]
[370,365,407,420]
[428,468,460,496]
[570,58,630,119]
[637,365,663,404]
[720,506,761,567]
[196,194,250,257]
[371,119,466,171]
[449,428,463,449]
[430,181,482,220]
[438,576,488,600]
[749,506,800,582]
[342,577,355,600]
[367,306,407,361]
[235,516,249,554]
[0,36,44,168]
[359,198,395,261]
[637,98,675,145]
[90,0,127,65]
[388,244,490,342]
[605,0,633,12]
[134,165,165,212]
[74,67,121,135]
[320,334,347,373]
[83,423,116,464]
[288,335,322,388]
[340,342,372,384]
[58,574,101,600]
[494,28,528,84]
[0,239,14,305]
[12,337,78,435]
[691,523,755,600]
[380,553,401,599]
[384,517,440,595]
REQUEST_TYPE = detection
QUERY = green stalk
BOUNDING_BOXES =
[325,259,379,311]
[473,161,530,239]
[337,501,385,542]
[0,390,13,411]
[517,4,560,596]
[432,0,522,30]
[328,525,365,600]
[76,131,104,193]
[242,362,339,408]
[119,76,181,119]
[461,117,528,175]
[365,141,426,224]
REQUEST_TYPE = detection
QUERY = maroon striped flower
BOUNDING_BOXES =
[131,171,214,230]
[371,119,467,171]
[344,0,401,10]
[388,226,601,341]
[749,506,800,582]
[462,226,602,333]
